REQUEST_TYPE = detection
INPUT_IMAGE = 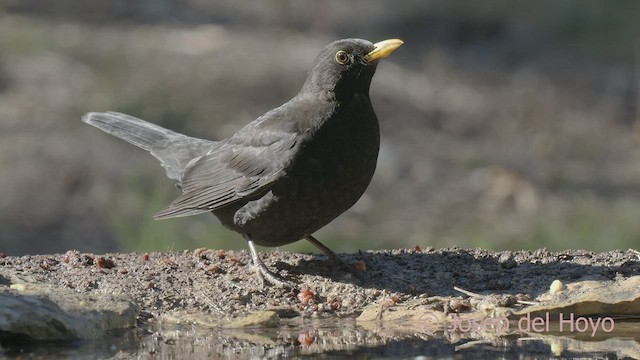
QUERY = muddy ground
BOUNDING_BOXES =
[2,247,639,321]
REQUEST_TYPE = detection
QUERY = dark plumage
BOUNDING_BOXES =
[82,38,403,286]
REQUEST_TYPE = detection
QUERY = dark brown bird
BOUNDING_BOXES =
[82,38,403,286]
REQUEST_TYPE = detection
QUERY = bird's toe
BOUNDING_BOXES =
[254,263,295,289]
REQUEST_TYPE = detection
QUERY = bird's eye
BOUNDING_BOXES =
[335,50,350,65]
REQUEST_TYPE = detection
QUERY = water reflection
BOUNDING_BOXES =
[3,319,638,359]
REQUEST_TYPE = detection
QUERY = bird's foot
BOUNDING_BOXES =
[330,256,364,280]
[247,239,294,288]
[254,262,293,288]
[304,235,364,280]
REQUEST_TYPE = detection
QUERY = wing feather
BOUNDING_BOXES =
[153,95,327,219]
[154,129,298,219]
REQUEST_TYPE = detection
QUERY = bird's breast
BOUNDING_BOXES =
[222,93,380,246]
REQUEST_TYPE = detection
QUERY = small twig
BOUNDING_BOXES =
[517,300,540,306]
[196,289,225,315]
[453,286,486,298]
[455,339,491,351]
[517,337,542,342]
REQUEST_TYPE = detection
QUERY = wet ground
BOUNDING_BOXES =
[1,248,639,358]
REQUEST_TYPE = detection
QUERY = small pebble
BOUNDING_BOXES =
[549,279,564,294]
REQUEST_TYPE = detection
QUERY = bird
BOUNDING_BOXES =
[82,38,403,287]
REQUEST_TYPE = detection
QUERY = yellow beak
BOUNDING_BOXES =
[365,39,404,63]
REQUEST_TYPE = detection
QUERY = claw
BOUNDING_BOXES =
[247,239,294,288]
[254,262,293,288]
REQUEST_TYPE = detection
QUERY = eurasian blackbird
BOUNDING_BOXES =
[82,38,403,286]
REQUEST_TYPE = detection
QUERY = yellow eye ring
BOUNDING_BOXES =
[335,50,350,65]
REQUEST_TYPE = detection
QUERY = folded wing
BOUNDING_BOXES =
[153,118,301,219]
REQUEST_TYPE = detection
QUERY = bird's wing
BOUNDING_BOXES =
[153,109,303,219]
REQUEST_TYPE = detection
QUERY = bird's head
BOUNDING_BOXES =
[300,38,403,99]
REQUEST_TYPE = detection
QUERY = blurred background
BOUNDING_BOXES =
[1,0,640,255]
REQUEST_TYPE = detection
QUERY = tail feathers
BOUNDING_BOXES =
[82,111,181,152]
[82,111,215,181]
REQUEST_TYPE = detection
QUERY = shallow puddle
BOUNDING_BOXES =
[2,319,639,359]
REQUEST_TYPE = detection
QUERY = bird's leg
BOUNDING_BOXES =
[246,239,292,288]
[304,234,343,262]
[304,235,362,278]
